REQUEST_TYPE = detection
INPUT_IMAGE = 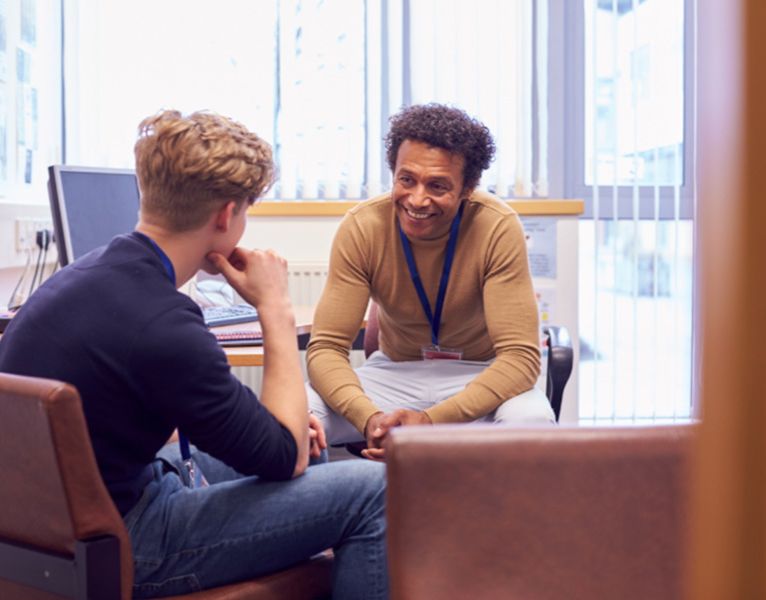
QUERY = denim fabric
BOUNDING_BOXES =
[125,444,388,599]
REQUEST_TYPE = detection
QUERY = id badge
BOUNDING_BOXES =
[181,457,210,489]
[421,344,463,360]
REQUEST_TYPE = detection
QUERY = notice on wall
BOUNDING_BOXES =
[535,286,556,327]
[521,217,557,279]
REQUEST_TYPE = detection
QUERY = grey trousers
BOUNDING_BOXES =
[307,350,556,445]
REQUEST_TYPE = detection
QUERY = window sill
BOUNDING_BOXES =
[248,199,584,217]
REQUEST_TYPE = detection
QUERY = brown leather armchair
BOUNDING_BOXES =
[0,372,332,600]
[385,423,695,600]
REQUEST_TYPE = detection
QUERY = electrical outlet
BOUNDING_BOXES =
[15,218,53,253]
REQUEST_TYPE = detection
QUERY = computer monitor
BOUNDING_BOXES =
[48,165,141,266]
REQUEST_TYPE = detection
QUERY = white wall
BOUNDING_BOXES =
[0,203,57,307]
[0,202,54,268]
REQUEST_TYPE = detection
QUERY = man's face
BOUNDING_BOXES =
[392,139,468,241]
[201,200,248,275]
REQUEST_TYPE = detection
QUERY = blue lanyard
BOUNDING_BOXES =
[179,434,193,462]
[134,232,176,286]
[134,232,194,459]
[397,201,464,347]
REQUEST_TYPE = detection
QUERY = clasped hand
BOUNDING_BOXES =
[361,409,432,461]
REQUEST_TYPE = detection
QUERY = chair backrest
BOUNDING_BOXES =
[0,372,133,599]
[363,301,381,359]
[542,324,573,420]
[386,423,695,600]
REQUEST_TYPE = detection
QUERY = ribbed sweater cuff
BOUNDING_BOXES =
[344,397,383,434]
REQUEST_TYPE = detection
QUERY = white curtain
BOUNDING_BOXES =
[64,0,545,199]
[64,0,277,170]
[274,0,366,199]
[406,0,542,197]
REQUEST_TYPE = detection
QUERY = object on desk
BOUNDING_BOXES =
[215,330,264,347]
[202,304,259,327]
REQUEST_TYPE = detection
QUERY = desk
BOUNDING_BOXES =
[218,305,365,367]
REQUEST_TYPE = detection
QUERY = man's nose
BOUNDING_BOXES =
[408,185,431,208]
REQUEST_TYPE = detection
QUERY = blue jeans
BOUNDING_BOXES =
[125,444,388,599]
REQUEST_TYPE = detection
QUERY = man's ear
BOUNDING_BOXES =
[461,185,476,200]
[214,200,237,231]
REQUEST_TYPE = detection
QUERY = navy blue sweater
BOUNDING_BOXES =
[0,233,297,515]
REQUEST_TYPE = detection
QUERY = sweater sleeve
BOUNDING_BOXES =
[425,213,541,423]
[131,303,298,480]
[306,214,381,433]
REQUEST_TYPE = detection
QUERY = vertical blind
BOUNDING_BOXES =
[406,0,544,197]
[0,0,61,204]
[578,0,693,423]
[64,0,546,200]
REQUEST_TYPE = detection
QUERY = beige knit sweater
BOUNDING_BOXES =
[306,190,541,433]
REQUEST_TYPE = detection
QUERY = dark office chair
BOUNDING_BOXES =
[344,302,574,457]
[0,372,332,600]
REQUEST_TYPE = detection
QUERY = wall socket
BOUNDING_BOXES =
[15,218,53,253]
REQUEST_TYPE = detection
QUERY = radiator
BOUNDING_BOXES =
[287,261,330,306]
[232,262,365,393]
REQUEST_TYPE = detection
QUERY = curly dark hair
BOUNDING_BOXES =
[385,103,496,192]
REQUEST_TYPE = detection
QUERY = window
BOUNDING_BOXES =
[64,1,278,173]
[567,0,695,423]
[273,0,366,199]
[584,0,685,190]
[64,0,544,200]
[0,0,61,205]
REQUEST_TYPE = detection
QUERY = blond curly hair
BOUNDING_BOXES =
[134,110,274,231]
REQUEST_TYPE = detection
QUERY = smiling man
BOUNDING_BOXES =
[306,103,554,460]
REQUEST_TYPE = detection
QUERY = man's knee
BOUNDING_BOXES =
[493,387,556,424]
[306,382,324,410]
[320,460,386,522]
[344,461,386,516]
[306,384,365,445]
[307,383,336,423]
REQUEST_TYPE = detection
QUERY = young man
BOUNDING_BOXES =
[306,103,554,460]
[0,110,388,598]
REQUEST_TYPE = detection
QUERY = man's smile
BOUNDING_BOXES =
[404,207,437,220]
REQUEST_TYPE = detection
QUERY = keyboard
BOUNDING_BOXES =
[215,330,264,347]
[202,304,259,327]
